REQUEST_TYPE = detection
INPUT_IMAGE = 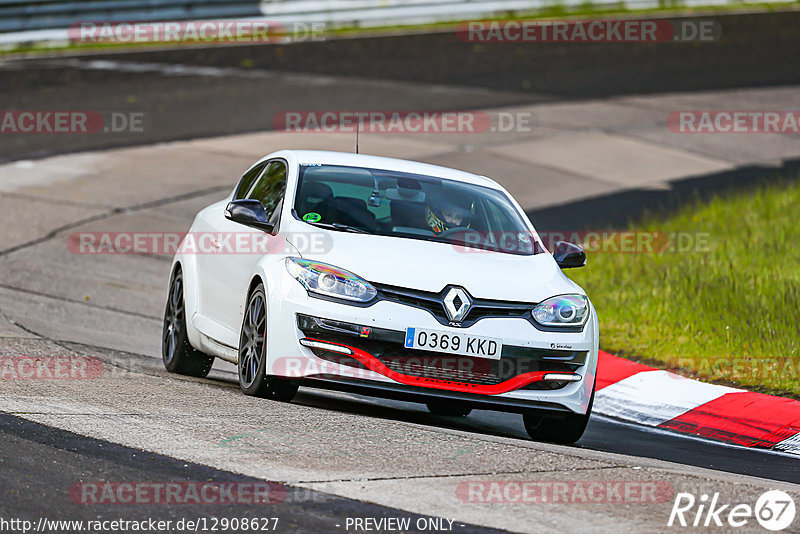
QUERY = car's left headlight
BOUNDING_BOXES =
[532,295,589,327]
[285,258,377,303]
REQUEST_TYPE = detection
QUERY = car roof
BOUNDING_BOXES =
[274,150,502,189]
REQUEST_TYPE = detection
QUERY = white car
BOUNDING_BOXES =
[162,150,598,443]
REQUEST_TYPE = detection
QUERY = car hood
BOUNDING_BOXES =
[287,229,583,302]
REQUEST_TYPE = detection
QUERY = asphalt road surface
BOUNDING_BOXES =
[2,10,799,163]
[0,412,501,533]
[1,128,798,531]
[1,11,800,533]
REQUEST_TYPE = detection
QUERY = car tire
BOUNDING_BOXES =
[523,381,594,444]
[238,283,298,402]
[426,400,472,417]
[162,268,215,377]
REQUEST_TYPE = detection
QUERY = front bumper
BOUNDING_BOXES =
[264,266,598,415]
[296,314,585,395]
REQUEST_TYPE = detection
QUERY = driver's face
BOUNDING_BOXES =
[441,208,464,226]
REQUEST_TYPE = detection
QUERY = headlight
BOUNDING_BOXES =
[532,295,589,327]
[285,258,377,303]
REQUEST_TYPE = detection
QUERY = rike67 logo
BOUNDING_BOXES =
[668,490,795,531]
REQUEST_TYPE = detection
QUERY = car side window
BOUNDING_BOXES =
[234,162,268,200]
[247,160,287,220]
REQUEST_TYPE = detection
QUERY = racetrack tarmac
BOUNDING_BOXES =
[0,412,501,533]
[1,333,798,533]
[2,14,800,532]
[0,121,799,532]
[2,10,800,163]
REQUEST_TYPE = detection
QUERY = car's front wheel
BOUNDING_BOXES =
[523,383,594,444]
[162,268,215,377]
[238,283,298,401]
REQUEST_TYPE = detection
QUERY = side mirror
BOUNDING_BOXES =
[225,200,275,233]
[553,241,586,269]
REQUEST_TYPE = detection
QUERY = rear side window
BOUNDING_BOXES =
[247,160,287,220]
[234,162,267,200]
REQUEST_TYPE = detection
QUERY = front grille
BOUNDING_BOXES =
[297,314,584,389]
[373,283,533,328]
[376,285,443,317]
[382,357,502,385]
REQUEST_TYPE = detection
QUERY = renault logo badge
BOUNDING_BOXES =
[443,287,472,322]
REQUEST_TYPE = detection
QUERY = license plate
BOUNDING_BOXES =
[404,327,502,360]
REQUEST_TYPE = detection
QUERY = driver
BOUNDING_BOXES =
[425,191,474,234]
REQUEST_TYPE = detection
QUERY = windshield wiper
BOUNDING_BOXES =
[306,221,370,234]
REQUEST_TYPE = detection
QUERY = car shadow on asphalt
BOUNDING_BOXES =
[527,157,800,231]
[292,388,539,443]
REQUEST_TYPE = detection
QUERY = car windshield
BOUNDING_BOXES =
[293,164,542,255]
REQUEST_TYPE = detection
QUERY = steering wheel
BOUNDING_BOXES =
[436,227,482,240]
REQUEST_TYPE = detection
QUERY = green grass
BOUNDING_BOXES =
[569,179,800,398]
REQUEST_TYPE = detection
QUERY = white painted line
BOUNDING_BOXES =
[774,432,800,455]
[595,370,741,427]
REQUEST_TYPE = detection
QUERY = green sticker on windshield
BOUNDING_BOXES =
[303,212,322,223]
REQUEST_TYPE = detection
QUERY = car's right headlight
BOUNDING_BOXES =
[531,295,589,327]
[285,258,377,303]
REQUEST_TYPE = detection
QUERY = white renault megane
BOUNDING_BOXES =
[162,150,597,443]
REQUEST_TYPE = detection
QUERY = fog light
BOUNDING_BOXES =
[299,338,353,355]
[542,373,581,382]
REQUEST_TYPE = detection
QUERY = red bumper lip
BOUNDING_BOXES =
[302,337,580,395]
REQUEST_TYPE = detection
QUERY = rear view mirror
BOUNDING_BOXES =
[553,241,586,269]
[225,200,275,233]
